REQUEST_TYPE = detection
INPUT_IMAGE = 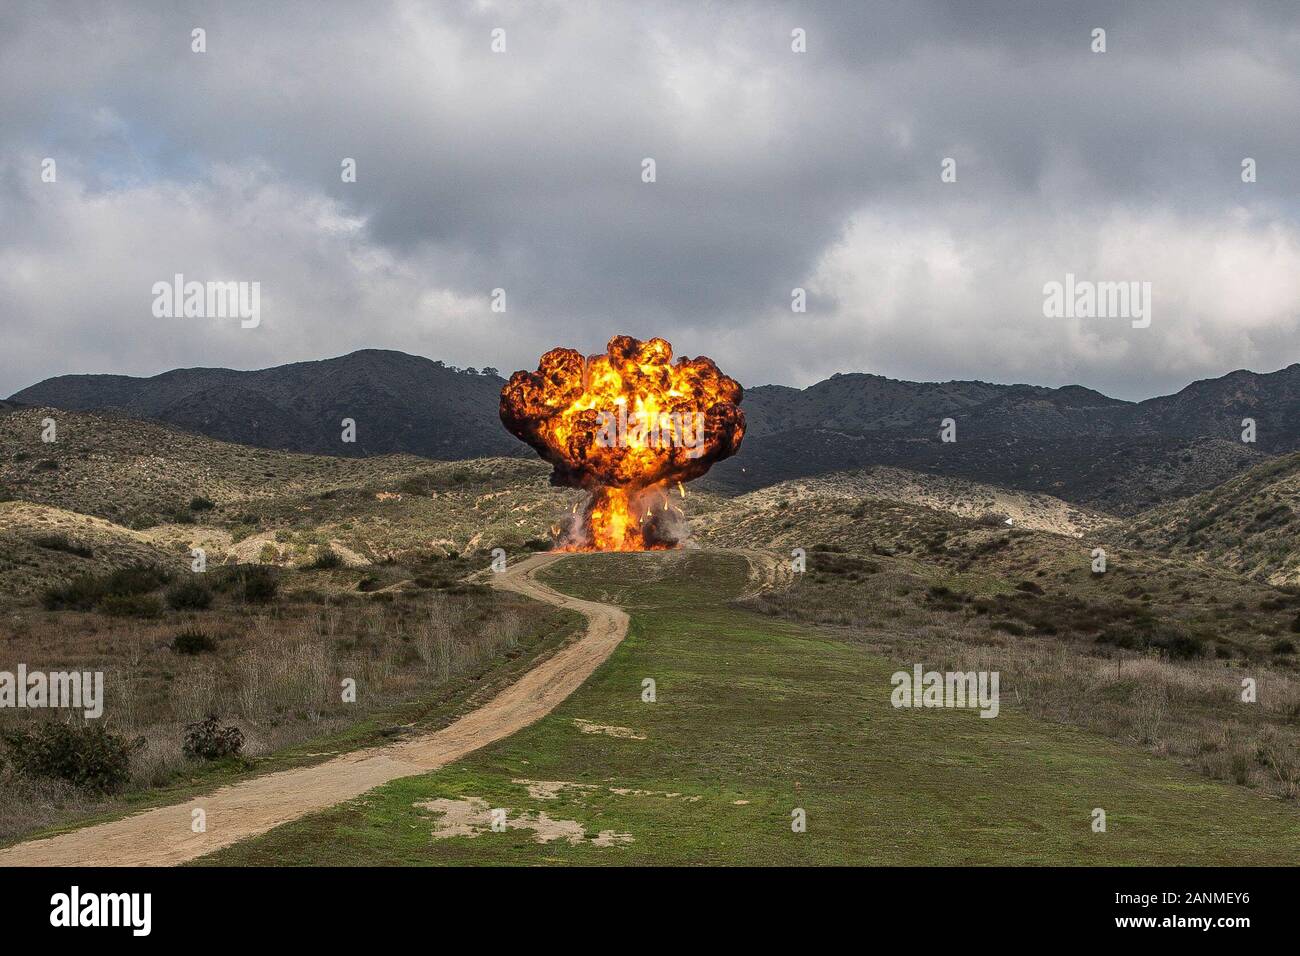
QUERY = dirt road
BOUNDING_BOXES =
[0,552,628,866]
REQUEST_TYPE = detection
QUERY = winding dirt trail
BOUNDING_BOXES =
[0,553,628,867]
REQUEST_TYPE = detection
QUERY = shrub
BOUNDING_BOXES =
[0,722,144,792]
[1156,633,1205,661]
[307,547,343,570]
[32,534,93,558]
[398,473,437,496]
[189,496,216,512]
[172,627,217,655]
[36,459,59,471]
[182,716,244,761]
[210,563,280,603]
[41,575,105,611]
[1291,613,1300,634]
[1271,639,1296,656]
[239,565,278,603]
[100,593,163,618]
[104,564,171,596]
[41,564,171,613]
[166,578,213,610]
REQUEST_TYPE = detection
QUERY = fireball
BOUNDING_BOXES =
[501,335,745,550]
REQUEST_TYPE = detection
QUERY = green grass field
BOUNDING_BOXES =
[203,551,1300,865]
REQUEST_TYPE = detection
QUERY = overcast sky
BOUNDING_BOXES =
[2,0,1298,400]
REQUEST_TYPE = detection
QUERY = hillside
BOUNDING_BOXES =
[740,364,1300,451]
[8,350,522,460]
[0,406,579,600]
[710,365,1298,508]
[0,502,185,603]
[693,467,1108,540]
[11,353,1300,513]
[704,430,1261,514]
[1120,452,1300,586]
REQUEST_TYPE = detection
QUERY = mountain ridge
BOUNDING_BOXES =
[10,351,1300,512]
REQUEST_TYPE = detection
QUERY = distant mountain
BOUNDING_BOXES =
[739,366,1300,448]
[9,350,522,460]
[10,353,1300,513]
[711,365,1300,511]
[1130,366,1300,448]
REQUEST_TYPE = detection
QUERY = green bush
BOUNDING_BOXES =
[172,627,217,655]
[1271,638,1296,656]
[32,534,93,558]
[238,565,278,603]
[189,496,216,512]
[104,565,172,595]
[307,547,343,570]
[209,564,281,602]
[182,716,244,761]
[100,593,163,618]
[41,564,171,613]
[166,578,213,610]
[1156,633,1206,661]
[0,721,144,792]
[41,575,105,611]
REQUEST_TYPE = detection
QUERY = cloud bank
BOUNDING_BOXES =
[2,0,1298,399]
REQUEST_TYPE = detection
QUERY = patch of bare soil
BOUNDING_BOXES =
[572,718,645,739]
[415,796,633,846]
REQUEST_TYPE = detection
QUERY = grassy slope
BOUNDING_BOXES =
[203,552,1299,866]
[1121,451,1300,586]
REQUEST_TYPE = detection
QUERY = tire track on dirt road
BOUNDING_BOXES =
[0,552,627,866]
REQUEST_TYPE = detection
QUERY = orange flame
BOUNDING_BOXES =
[501,335,745,550]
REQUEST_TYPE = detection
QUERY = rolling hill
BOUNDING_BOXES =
[1120,451,1300,587]
[11,353,1300,513]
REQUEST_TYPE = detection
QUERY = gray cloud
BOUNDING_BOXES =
[2,0,1298,400]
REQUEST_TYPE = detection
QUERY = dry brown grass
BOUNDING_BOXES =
[0,586,556,841]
